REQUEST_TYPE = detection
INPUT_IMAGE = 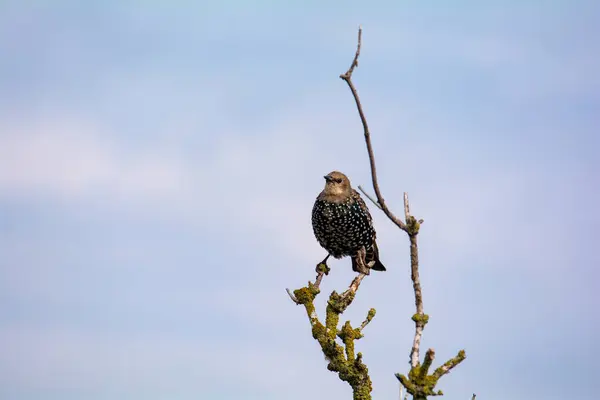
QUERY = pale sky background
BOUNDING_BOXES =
[1,1,599,400]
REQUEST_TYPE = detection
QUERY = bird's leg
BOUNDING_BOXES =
[352,248,371,275]
[316,254,331,275]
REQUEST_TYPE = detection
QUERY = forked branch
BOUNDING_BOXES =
[339,27,408,233]
[286,269,374,400]
[339,26,466,399]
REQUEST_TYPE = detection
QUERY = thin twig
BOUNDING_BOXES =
[432,350,467,380]
[339,26,465,398]
[286,288,299,304]
[340,25,362,79]
[359,317,372,332]
[339,22,425,371]
[358,185,382,210]
[339,26,408,232]
[359,308,376,332]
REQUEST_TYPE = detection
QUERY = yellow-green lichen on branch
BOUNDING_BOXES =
[328,290,356,314]
[316,262,331,275]
[291,279,375,400]
[411,313,430,325]
[432,350,466,379]
[406,215,421,235]
[325,304,341,339]
[293,283,319,304]
[311,321,327,340]
[366,308,376,322]
[396,348,466,399]
[338,321,360,360]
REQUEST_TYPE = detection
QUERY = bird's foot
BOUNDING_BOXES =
[316,255,331,275]
[352,249,371,275]
[316,262,331,275]
[353,264,370,275]
[351,259,371,275]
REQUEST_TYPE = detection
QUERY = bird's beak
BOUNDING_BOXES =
[323,175,333,182]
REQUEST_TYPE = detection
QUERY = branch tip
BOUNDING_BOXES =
[286,288,299,304]
[359,308,376,332]
[403,192,410,219]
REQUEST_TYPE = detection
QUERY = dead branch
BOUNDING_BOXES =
[288,271,374,399]
[340,26,466,399]
[339,27,408,232]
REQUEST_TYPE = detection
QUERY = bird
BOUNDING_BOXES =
[312,171,386,275]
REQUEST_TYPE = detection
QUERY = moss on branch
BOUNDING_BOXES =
[396,348,467,398]
[292,279,374,400]
[412,313,430,325]
[406,215,421,236]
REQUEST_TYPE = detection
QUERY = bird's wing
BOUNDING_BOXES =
[351,189,373,227]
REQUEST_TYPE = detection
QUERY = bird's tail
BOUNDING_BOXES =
[368,240,386,271]
[352,240,386,272]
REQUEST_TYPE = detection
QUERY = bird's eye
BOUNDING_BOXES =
[334,178,343,184]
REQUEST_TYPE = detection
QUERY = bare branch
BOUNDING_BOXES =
[346,272,367,295]
[358,185,382,210]
[315,269,326,288]
[409,232,426,367]
[432,350,467,380]
[340,26,361,79]
[339,26,408,232]
[359,308,377,332]
[286,288,299,304]
[338,27,465,398]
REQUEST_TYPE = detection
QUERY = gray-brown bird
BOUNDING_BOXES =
[312,171,386,275]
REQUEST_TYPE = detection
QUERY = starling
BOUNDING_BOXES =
[312,171,386,275]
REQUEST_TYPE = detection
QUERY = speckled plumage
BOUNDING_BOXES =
[312,171,386,274]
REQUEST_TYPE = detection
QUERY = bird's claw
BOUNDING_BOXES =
[316,262,330,275]
[355,264,370,275]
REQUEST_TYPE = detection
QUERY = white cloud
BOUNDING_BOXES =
[0,115,197,205]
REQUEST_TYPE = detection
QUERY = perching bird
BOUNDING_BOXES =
[312,171,386,275]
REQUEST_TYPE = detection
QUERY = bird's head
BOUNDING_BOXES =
[322,171,352,201]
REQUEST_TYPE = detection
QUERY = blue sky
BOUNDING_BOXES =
[0,1,599,399]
